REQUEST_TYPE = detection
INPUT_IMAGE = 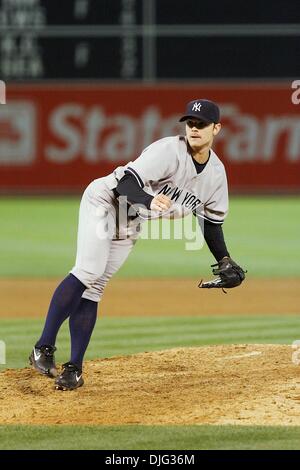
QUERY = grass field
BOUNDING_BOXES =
[1,315,300,370]
[0,196,299,278]
[0,196,300,450]
[1,424,300,450]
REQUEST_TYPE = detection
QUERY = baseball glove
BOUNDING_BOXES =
[198,256,246,292]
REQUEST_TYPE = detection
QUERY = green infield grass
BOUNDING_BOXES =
[0,315,299,369]
[0,424,300,450]
[0,196,299,278]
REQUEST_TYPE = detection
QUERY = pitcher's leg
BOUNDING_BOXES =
[69,298,98,368]
[38,192,112,346]
[71,186,115,285]
[82,237,137,303]
[36,274,86,348]
[31,185,115,379]
[61,238,137,384]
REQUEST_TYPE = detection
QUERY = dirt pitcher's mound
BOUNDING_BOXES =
[1,344,300,426]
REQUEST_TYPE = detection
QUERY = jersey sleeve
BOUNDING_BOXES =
[114,173,154,209]
[197,168,229,224]
[124,138,178,188]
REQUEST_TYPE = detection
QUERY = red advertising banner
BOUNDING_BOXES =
[1,82,300,193]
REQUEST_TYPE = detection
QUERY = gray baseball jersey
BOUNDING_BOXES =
[113,135,228,224]
[71,135,228,302]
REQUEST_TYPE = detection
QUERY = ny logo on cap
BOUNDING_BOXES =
[192,102,202,112]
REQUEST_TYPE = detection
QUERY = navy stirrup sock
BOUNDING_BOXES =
[36,274,86,347]
[69,298,98,370]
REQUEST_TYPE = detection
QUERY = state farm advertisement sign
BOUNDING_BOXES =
[1,83,300,192]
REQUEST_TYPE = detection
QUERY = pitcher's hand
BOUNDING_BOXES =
[150,194,172,212]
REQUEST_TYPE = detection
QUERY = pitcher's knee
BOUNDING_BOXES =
[70,267,101,290]
[81,276,109,303]
[82,288,103,303]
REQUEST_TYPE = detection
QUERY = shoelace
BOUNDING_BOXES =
[62,362,81,373]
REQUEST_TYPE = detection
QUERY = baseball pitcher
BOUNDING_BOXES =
[29,99,246,390]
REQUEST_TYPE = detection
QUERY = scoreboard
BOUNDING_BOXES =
[0,0,144,80]
[0,0,298,81]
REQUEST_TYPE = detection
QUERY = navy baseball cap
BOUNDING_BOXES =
[179,99,220,124]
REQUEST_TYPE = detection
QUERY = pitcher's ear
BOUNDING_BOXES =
[213,123,221,136]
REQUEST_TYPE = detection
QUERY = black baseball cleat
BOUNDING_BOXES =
[29,345,58,378]
[55,362,84,391]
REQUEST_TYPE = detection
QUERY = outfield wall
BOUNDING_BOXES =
[1,81,300,193]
